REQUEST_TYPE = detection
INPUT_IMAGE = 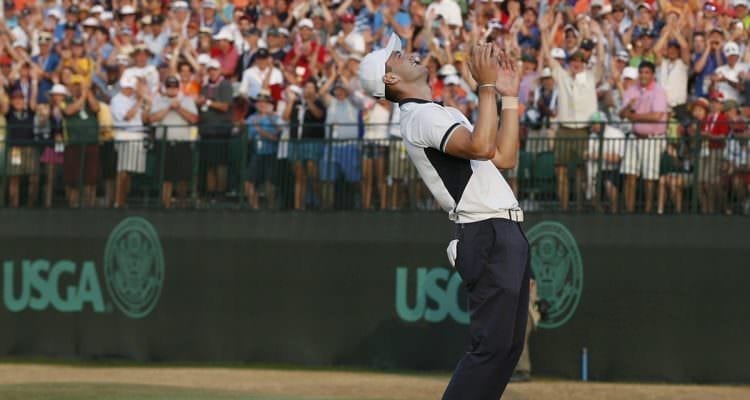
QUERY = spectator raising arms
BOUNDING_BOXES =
[0,0,748,214]
[61,75,100,208]
[2,86,38,208]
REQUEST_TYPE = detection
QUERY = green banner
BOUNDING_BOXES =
[0,210,747,383]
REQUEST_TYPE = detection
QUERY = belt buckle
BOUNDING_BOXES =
[510,209,523,222]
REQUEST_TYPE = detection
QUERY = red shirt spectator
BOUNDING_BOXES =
[213,30,239,79]
[283,19,327,83]
[705,93,730,149]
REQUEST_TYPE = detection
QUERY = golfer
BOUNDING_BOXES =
[359,34,529,400]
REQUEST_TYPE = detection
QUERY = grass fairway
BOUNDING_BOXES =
[1,363,749,400]
[0,383,357,400]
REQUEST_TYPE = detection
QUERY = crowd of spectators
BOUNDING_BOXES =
[0,0,749,214]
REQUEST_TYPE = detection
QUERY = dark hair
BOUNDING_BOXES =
[384,84,400,103]
[305,78,318,90]
[177,61,194,73]
[638,60,656,72]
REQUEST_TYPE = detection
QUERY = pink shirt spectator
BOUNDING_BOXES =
[214,46,239,79]
[622,81,668,137]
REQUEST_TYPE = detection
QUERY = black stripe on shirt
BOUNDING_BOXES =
[440,122,461,152]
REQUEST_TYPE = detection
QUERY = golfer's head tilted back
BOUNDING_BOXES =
[359,34,532,400]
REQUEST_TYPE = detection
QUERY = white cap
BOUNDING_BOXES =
[724,41,741,56]
[49,84,69,96]
[298,18,314,29]
[278,27,290,37]
[47,9,63,20]
[82,17,100,27]
[120,75,137,89]
[203,0,217,9]
[213,29,234,42]
[736,0,750,8]
[120,5,136,15]
[616,50,630,61]
[358,33,402,98]
[590,0,605,7]
[540,67,552,79]
[438,64,457,76]
[101,11,114,21]
[622,66,638,81]
[443,75,461,86]
[172,1,189,9]
[91,5,104,14]
[197,54,212,65]
[207,58,221,70]
[551,47,566,59]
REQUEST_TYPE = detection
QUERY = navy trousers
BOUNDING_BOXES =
[442,218,531,400]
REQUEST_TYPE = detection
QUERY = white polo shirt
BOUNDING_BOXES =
[657,58,688,107]
[399,99,519,223]
[551,64,598,129]
[714,62,750,102]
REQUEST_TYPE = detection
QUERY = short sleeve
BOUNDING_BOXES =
[405,104,464,153]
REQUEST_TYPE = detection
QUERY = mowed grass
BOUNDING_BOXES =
[1,364,749,400]
[0,383,360,400]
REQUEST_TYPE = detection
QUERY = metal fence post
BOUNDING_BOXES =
[158,126,168,209]
[77,137,85,209]
[690,120,701,214]
[238,122,247,208]
[595,129,605,212]
[0,133,6,208]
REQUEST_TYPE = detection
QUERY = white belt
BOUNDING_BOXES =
[494,208,524,222]
[452,208,525,224]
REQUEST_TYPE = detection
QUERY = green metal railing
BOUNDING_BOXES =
[1,121,748,215]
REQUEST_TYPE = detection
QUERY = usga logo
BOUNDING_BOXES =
[395,221,583,328]
[1,217,165,319]
[395,267,469,324]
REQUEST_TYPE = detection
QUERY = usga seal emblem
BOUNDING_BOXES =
[104,217,165,319]
[526,221,583,329]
